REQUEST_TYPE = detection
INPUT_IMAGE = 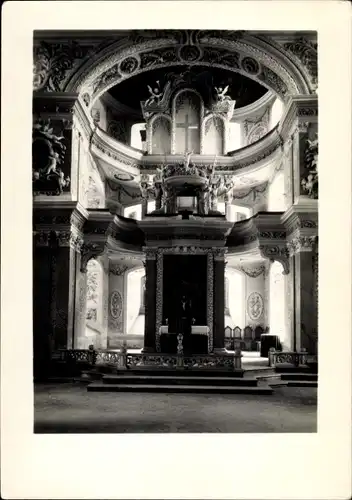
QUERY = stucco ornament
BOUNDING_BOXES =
[247,292,264,321]
[110,290,123,319]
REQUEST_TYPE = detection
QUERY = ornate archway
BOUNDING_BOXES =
[34,30,316,105]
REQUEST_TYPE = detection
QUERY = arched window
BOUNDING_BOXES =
[174,91,201,154]
[203,116,225,155]
[269,261,288,348]
[151,116,171,154]
[227,122,242,152]
[126,268,145,335]
[270,98,284,129]
[131,123,147,150]
[226,269,245,328]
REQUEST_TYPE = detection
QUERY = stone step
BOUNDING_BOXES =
[87,382,274,395]
[280,373,318,381]
[284,380,318,387]
[112,368,245,378]
[102,374,258,386]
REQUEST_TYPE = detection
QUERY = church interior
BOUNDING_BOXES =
[33,29,318,431]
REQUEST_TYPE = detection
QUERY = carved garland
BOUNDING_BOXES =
[154,246,216,353]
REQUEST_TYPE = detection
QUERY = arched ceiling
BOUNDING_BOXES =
[107,65,268,116]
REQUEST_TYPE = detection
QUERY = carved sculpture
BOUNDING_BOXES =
[301,134,318,199]
[214,85,231,102]
[32,121,70,195]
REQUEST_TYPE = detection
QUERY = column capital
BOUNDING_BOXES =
[287,235,317,256]
[143,247,159,260]
[212,247,227,261]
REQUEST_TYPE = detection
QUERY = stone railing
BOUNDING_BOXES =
[268,348,318,368]
[52,347,243,371]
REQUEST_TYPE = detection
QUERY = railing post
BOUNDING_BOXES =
[300,347,307,366]
[268,348,276,367]
[118,345,127,371]
[233,348,242,370]
[88,344,97,367]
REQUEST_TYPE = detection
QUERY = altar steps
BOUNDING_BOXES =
[87,373,274,394]
[87,382,273,395]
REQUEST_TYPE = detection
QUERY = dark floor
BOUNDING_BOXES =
[34,382,317,433]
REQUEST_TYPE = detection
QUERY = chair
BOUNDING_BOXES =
[243,326,253,351]
[224,326,233,350]
[233,326,243,350]
[253,325,264,352]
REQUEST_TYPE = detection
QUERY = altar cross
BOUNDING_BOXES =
[176,113,199,153]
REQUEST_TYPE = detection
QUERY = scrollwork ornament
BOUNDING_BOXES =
[259,245,290,275]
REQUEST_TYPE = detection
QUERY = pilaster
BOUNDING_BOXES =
[142,248,158,352]
[282,201,318,352]
[213,248,227,353]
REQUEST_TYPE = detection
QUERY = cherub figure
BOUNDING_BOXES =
[145,81,164,106]
[215,85,231,102]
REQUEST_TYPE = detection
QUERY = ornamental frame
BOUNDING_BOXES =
[154,247,215,353]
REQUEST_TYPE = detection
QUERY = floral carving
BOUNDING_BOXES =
[33,41,90,92]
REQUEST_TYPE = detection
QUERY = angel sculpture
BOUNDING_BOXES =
[184,151,194,171]
[215,85,231,102]
[301,174,317,198]
[145,81,164,106]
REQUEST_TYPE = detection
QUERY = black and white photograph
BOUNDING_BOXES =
[32,28,319,434]
[2,2,351,499]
